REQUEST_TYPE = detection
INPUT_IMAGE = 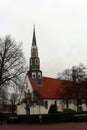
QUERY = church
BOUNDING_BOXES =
[17,26,87,115]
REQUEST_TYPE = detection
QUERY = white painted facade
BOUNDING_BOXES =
[17,99,87,115]
[17,75,87,115]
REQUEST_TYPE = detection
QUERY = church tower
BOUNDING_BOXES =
[28,26,42,85]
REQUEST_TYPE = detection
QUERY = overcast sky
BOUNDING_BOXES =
[0,0,87,78]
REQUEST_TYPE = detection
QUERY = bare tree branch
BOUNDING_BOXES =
[0,36,26,96]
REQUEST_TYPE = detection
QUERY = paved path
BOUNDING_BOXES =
[0,122,87,130]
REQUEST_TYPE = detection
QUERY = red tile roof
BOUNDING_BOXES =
[30,77,68,99]
[30,77,87,99]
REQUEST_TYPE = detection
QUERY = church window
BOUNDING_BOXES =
[44,101,48,109]
[38,72,41,79]
[55,101,57,105]
[32,73,36,79]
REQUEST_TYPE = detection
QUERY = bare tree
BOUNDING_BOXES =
[32,90,43,106]
[32,90,43,114]
[22,90,43,115]
[10,92,18,113]
[0,35,26,94]
[58,64,87,111]
[58,64,87,83]
[0,89,7,111]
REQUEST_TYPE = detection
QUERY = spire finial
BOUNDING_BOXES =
[33,24,35,30]
[32,25,36,45]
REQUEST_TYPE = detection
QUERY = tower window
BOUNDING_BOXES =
[38,72,41,79]
[32,73,36,79]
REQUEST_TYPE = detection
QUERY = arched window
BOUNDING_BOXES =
[44,101,48,109]
[38,72,41,79]
[32,73,36,79]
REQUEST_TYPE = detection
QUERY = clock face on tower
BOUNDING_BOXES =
[35,58,39,65]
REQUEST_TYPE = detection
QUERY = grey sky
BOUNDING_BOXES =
[0,0,87,78]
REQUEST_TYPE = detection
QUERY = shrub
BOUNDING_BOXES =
[63,108,76,113]
[48,104,58,114]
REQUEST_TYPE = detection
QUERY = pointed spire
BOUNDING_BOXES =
[32,25,37,46]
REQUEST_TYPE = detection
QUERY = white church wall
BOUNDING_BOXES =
[17,99,87,115]
[63,100,87,112]
[17,99,63,115]
[43,99,65,113]
[30,99,60,114]
[17,103,26,115]
[82,103,87,111]
[30,105,48,114]
[19,75,33,101]
[24,75,33,93]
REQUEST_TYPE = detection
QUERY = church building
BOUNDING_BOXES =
[17,26,87,115]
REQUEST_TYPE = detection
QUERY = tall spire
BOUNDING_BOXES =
[28,26,42,85]
[32,25,36,46]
